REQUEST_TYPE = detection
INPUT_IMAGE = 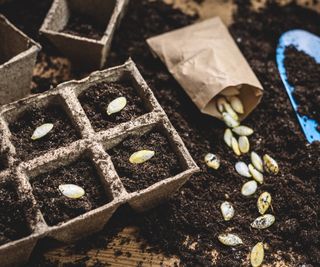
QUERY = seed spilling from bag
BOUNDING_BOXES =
[31,123,54,140]
[204,153,220,170]
[223,102,239,121]
[224,128,233,147]
[250,242,264,267]
[263,154,279,174]
[251,214,275,229]
[220,87,240,96]
[129,150,155,164]
[232,125,254,136]
[106,96,127,115]
[251,152,264,172]
[218,233,243,246]
[241,180,257,196]
[222,112,240,128]
[229,96,244,114]
[257,192,271,215]
[248,164,264,184]
[239,136,250,154]
[59,184,85,199]
[217,97,227,113]
[220,201,235,221]
[231,137,241,156]
[235,162,251,177]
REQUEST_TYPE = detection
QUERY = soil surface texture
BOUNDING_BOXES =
[31,157,110,226]
[79,80,147,132]
[108,131,183,192]
[0,153,8,171]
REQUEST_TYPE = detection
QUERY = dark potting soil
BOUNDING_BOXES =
[78,81,147,132]
[8,103,80,162]
[0,153,8,171]
[285,46,320,130]
[30,157,110,226]
[108,131,183,192]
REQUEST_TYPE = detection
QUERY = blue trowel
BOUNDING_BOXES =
[276,30,320,143]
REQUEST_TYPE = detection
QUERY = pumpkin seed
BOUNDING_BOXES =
[220,201,235,221]
[251,152,264,172]
[250,242,264,267]
[204,153,220,170]
[238,136,250,154]
[257,192,271,215]
[218,233,243,246]
[129,150,155,164]
[235,162,251,177]
[223,102,239,121]
[106,96,127,115]
[232,125,254,136]
[59,184,85,199]
[263,154,279,174]
[251,214,275,229]
[216,97,227,113]
[231,137,241,156]
[248,164,264,184]
[31,123,54,140]
[222,112,240,128]
[229,96,244,114]
[241,180,257,196]
[220,87,240,96]
[224,128,233,148]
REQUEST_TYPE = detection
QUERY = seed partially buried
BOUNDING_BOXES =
[204,153,220,170]
[241,180,257,196]
[129,150,155,164]
[31,123,54,140]
[250,242,264,267]
[106,96,127,115]
[257,192,271,215]
[59,184,85,199]
[220,201,235,221]
[218,233,243,246]
[251,214,275,229]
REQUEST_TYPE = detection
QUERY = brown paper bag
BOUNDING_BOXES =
[147,17,263,121]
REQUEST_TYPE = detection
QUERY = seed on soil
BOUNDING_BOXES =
[129,150,155,164]
[204,153,220,170]
[229,96,244,114]
[106,96,127,115]
[224,128,233,147]
[251,152,264,172]
[220,87,240,96]
[31,123,54,140]
[223,102,239,121]
[238,136,250,154]
[222,112,240,128]
[218,233,243,246]
[232,125,254,136]
[263,154,279,174]
[257,192,271,215]
[241,180,257,196]
[220,201,235,221]
[217,97,227,113]
[231,137,241,156]
[250,242,264,267]
[251,214,275,229]
[248,164,263,184]
[58,184,85,199]
[235,162,251,177]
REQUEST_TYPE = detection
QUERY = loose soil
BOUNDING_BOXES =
[0,153,8,171]
[30,156,110,226]
[108,131,183,192]
[78,80,147,132]
[8,103,80,162]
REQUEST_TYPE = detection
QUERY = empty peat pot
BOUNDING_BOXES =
[40,0,129,69]
[0,15,40,105]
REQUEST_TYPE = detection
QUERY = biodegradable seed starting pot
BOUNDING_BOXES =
[40,0,129,69]
[0,15,41,105]
[0,59,198,266]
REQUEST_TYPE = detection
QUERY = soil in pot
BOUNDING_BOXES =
[108,130,183,192]
[78,80,148,132]
[30,156,110,226]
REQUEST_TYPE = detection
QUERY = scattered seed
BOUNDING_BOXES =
[241,180,257,196]
[231,137,241,156]
[216,97,227,113]
[31,123,54,140]
[222,112,240,128]
[220,87,240,96]
[106,96,127,115]
[224,129,233,148]
[129,150,155,164]
[251,214,275,229]
[223,102,239,121]
[257,192,271,215]
[204,153,220,170]
[59,184,85,199]
[230,96,244,114]
[235,162,251,177]
[263,154,279,174]
[232,125,254,136]
[250,242,264,267]
[220,201,235,221]
[248,164,264,184]
[251,152,264,172]
[218,233,243,246]
[238,136,250,154]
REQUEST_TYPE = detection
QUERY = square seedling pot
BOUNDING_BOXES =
[40,0,129,69]
[0,59,198,266]
[0,15,41,105]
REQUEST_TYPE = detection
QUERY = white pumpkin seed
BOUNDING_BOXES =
[235,162,251,177]
[248,164,264,184]
[230,96,244,114]
[231,137,241,156]
[250,242,264,267]
[223,102,239,121]
[59,184,85,199]
[263,154,279,174]
[220,201,235,221]
[129,150,155,164]
[216,97,227,113]
[251,214,275,229]
[241,180,257,196]
[222,112,240,128]
[238,136,250,154]
[220,87,240,96]
[106,96,127,115]
[251,152,264,172]
[232,125,254,136]
[204,153,220,170]
[218,233,243,246]
[224,129,233,148]
[257,192,271,215]
[31,123,54,140]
